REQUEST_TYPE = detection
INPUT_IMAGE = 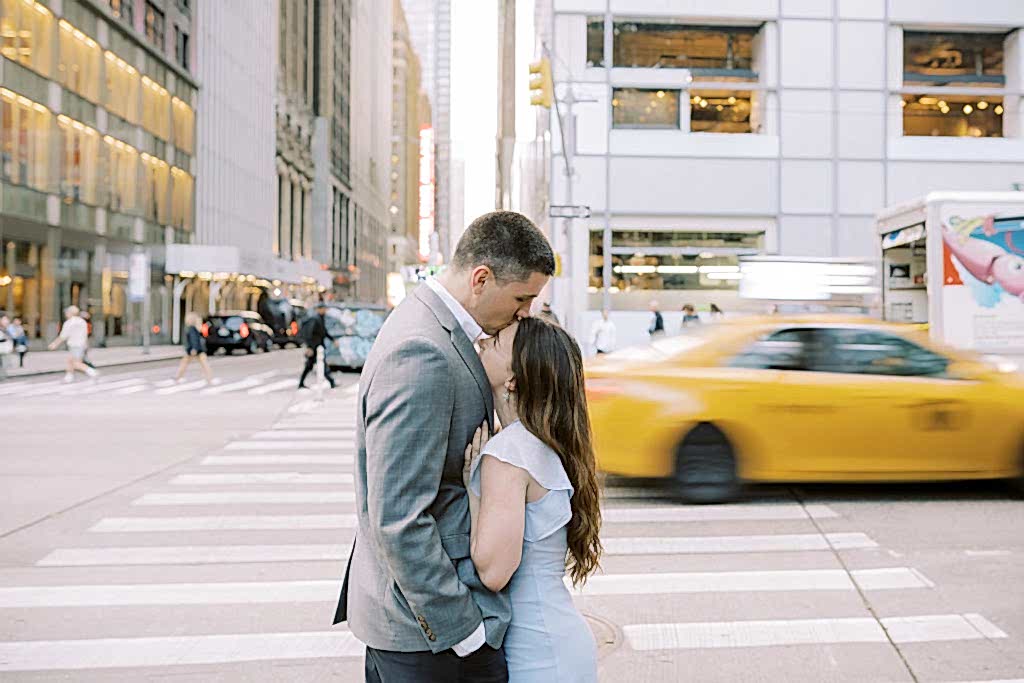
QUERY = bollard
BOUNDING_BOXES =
[314,346,326,403]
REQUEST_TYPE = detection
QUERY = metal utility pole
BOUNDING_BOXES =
[495,0,516,210]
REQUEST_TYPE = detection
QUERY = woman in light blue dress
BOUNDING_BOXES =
[463,316,604,682]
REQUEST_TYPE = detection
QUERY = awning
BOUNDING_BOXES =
[165,245,332,288]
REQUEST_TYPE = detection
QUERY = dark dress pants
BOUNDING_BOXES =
[298,349,334,387]
[364,644,508,683]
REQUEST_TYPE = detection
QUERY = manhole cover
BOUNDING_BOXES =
[585,613,621,657]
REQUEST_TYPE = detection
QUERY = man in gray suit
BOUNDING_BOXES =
[334,211,555,682]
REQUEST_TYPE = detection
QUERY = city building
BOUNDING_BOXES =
[164,0,329,342]
[540,0,1024,346]
[1,0,196,345]
[388,0,430,290]
[402,0,453,261]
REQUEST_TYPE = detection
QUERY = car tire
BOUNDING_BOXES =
[246,340,258,354]
[672,422,742,504]
[264,339,274,352]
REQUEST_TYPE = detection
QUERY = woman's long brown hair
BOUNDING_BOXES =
[511,316,602,586]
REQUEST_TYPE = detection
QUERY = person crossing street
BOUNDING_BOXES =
[298,301,336,390]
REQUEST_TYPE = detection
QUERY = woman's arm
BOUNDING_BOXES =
[470,454,528,592]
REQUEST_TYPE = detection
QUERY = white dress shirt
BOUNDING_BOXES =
[423,277,488,657]
[590,318,616,354]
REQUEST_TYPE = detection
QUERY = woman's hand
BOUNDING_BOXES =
[462,421,491,491]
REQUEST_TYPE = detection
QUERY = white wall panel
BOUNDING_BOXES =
[837,217,877,259]
[781,0,831,19]
[554,0,605,13]
[781,160,832,214]
[573,83,610,155]
[889,137,1024,163]
[838,21,885,89]
[609,130,780,158]
[554,14,588,82]
[839,0,885,20]
[780,20,833,88]
[551,154,607,212]
[779,215,833,256]
[609,157,776,215]
[889,0,1024,28]
[838,161,884,215]
[887,161,1024,205]
[608,0,779,20]
[781,90,832,158]
[838,92,886,159]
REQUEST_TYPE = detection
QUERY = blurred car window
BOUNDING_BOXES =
[728,328,815,371]
[812,329,950,378]
[209,315,244,331]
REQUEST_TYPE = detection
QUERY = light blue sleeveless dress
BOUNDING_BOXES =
[470,420,598,682]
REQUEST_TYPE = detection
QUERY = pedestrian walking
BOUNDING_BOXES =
[174,312,214,384]
[79,311,96,369]
[7,317,28,367]
[648,300,665,337]
[333,210,555,682]
[681,303,701,330]
[0,315,13,380]
[589,308,616,355]
[298,301,335,389]
[710,303,724,319]
[538,301,560,325]
[47,305,98,383]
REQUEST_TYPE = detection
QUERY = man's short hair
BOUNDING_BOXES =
[451,211,555,283]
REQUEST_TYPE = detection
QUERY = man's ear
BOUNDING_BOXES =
[470,265,492,295]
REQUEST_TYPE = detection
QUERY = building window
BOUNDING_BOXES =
[612,88,679,129]
[108,0,133,25]
[901,94,1003,137]
[103,135,139,214]
[171,96,194,154]
[174,27,189,71]
[586,17,604,67]
[57,114,101,205]
[58,19,101,102]
[104,51,140,123]
[0,88,52,192]
[171,167,193,230]
[689,90,754,134]
[140,152,170,224]
[144,2,165,50]
[1,0,55,78]
[904,31,1005,87]
[613,21,759,80]
[141,75,171,140]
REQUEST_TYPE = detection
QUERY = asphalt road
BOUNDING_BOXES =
[0,351,1022,681]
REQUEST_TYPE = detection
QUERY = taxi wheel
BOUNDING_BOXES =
[673,423,741,504]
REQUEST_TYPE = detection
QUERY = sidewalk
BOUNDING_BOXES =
[1,345,183,379]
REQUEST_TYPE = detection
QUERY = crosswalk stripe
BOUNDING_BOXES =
[624,613,1008,651]
[601,504,837,523]
[247,378,297,395]
[201,454,354,465]
[36,543,353,566]
[571,567,931,595]
[0,631,363,671]
[225,440,354,451]
[602,532,877,555]
[89,514,358,532]
[60,378,145,396]
[250,430,354,439]
[169,472,353,485]
[132,491,355,505]
[199,376,265,395]
[0,566,931,609]
[155,379,207,395]
[113,384,149,395]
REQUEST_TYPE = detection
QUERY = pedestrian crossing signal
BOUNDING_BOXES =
[529,58,553,108]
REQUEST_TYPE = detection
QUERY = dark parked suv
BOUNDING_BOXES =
[203,311,275,355]
[258,295,308,348]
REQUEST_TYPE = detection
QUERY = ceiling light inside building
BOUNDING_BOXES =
[728,96,736,105]
[963,104,973,114]
[995,105,1004,115]
[977,101,988,110]
[656,90,665,98]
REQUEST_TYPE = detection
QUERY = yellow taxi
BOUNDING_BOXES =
[585,316,1024,503]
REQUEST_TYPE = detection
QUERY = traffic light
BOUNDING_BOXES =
[528,58,553,108]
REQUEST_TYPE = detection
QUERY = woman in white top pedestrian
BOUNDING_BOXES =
[48,306,98,383]
[589,308,616,355]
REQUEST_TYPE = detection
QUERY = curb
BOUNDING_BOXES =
[1,352,182,380]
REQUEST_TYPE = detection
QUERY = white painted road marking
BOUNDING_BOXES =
[570,567,932,596]
[225,440,354,451]
[89,513,358,532]
[155,379,207,395]
[36,543,353,566]
[250,430,355,439]
[169,472,353,485]
[201,454,354,465]
[247,378,298,395]
[601,504,838,523]
[0,631,363,671]
[113,384,149,395]
[602,532,877,555]
[624,613,1008,651]
[132,491,355,505]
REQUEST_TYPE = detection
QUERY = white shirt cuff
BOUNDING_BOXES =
[451,622,486,657]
